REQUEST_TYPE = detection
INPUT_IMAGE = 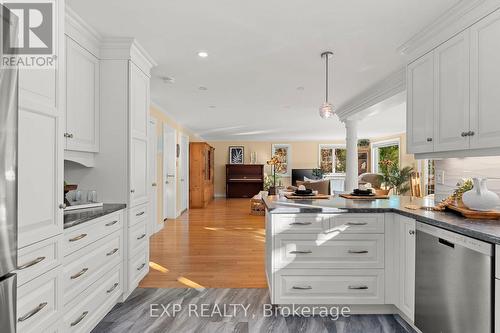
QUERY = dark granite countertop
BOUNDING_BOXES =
[263,195,500,244]
[64,203,127,229]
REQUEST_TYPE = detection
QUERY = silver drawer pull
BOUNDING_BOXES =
[348,285,368,290]
[69,233,87,242]
[289,250,312,254]
[289,222,312,226]
[18,256,46,270]
[348,250,369,254]
[346,222,368,226]
[70,268,89,280]
[106,248,119,256]
[137,263,146,271]
[105,220,118,227]
[136,233,146,240]
[18,302,48,322]
[70,311,89,327]
[292,286,312,290]
[106,282,119,294]
[135,211,145,217]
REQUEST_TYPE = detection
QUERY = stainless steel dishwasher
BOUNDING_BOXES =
[415,222,493,333]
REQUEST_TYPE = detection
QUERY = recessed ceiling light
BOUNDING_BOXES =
[198,86,208,91]
[297,86,305,91]
[159,76,175,84]
[208,105,216,109]
[198,51,208,58]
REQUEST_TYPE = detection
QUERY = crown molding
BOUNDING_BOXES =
[100,37,157,75]
[150,100,202,140]
[337,67,406,122]
[398,0,500,59]
[65,6,103,57]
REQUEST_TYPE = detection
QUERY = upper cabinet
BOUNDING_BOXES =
[65,36,100,152]
[407,9,500,156]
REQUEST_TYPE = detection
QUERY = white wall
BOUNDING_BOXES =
[435,157,500,201]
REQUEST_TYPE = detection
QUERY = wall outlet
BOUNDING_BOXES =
[436,170,445,185]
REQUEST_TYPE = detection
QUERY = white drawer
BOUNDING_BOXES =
[273,214,331,234]
[274,233,384,269]
[329,213,385,233]
[17,235,63,286]
[496,245,499,279]
[63,212,123,256]
[128,249,149,290]
[63,230,122,305]
[63,265,122,333]
[274,269,385,305]
[129,204,148,227]
[128,219,148,257]
[17,267,62,333]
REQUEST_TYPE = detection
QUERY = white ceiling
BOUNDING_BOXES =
[68,0,458,141]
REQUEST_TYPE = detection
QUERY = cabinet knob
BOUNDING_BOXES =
[152,183,157,187]
[426,138,433,142]
[64,133,74,138]
[461,132,468,137]
[409,230,415,235]
[165,181,169,184]
[59,203,66,209]
[130,189,135,193]
[468,131,475,137]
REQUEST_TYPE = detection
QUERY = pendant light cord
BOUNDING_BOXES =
[325,54,329,103]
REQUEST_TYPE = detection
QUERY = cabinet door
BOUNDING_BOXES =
[65,37,100,152]
[129,62,149,140]
[130,137,148,207]
[407,52,435,154]
[433,31,470,152]
[470,9,500,149]
[398,215,416,322]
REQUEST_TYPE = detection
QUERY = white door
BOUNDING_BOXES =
[129,62,149,207]
[65,36,100,152]
[433,31,470,152]
[398,215,416,322]
[470,10,500,149]
[407,52,435,154]
[179,134,189,213]
[163,124,177,220]
[148,119,159,236]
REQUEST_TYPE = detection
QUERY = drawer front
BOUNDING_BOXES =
[128,249,149,290]
[329,213,385,233]
[273,214,332,234]
[17,235,63,286]
[64,265,122,333]
[129,204,148,227]
[128,220,148,257]
[275,269,384,304]
[63,231,122,304]
[17,267,62,333]
[63,212,123,256]
[274,234,384,269]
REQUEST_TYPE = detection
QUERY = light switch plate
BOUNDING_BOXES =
[436,170,445,185]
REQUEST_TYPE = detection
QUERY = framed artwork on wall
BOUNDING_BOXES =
[229,146,244,164]
[271,144,291,177]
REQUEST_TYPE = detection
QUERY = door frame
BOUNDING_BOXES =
[178,134,190,215]
[163,123,177,220]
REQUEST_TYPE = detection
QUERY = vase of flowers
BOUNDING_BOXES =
[266,152,285,195]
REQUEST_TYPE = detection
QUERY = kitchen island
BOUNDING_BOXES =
[263,194,498,332]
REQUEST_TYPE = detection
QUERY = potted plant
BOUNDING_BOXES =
[378,159,414,195]
[266,152,285,195]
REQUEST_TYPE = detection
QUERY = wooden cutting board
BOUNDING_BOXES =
[340,193,389,200]
[284,194,331,200]
[447,204,500,220]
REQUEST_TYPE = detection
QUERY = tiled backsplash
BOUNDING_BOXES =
[435,157,500,201]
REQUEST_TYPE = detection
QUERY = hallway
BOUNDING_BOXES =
[139,199,267,288]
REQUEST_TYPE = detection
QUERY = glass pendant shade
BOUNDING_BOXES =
[319,102,334,119]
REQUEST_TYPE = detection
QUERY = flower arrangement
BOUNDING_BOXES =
[266,152,286,194]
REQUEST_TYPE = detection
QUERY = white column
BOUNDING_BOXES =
[344,119,358,193]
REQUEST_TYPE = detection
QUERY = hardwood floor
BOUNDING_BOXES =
[93,288,416,333]
[139,198,267,288]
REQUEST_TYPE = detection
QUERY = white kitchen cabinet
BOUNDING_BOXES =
[407,52,434,154]
[433,31,470,152]
[397,215,416,322]
[65,36,100,152]
[470,9,500,150]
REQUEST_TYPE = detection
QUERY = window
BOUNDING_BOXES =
[319,144,346,174]
[371,139,400,173]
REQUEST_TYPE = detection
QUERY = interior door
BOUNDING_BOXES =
[470,9,500,149]
[433,31,470,152]
[163,124,177,220]
[179,134,189,212]
[148,119,159,235]
[407,52,435,154]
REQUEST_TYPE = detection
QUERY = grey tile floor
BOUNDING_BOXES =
[92,288,416,333]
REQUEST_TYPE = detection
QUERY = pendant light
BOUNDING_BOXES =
[319,51,335,119]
